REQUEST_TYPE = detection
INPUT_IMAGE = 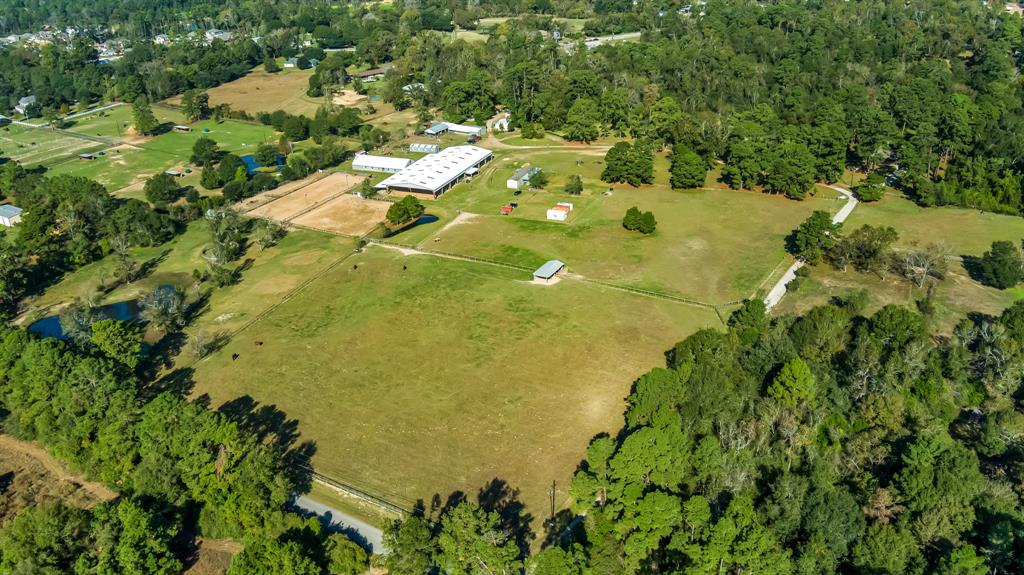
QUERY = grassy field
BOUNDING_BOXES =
[406,148,834,303]
[191,247,722,517]
[46,119,278,194]
[18,223,353,339]
[166,64,325,117]
[0,124,102,165]
[776,193,1024,331]
[844,194,1024,256]
[65,104,186,140]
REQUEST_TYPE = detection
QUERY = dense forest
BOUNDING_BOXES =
[381,298,1024,574]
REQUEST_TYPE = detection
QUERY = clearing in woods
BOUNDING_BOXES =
[247,171,366,223]
[166,65,325,117]
[0,434,117,523]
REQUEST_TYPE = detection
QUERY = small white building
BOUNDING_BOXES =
[546,202,573,222]
[351,153,413,174]
[14,95,36,115]
[0,204,23,227]
[424,122,486,137]
[409,143,440,154]
[205,29,233,42]
[507,165,540,190]
[154,34,171,45]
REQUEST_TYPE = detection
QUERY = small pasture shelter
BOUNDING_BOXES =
[78,153,97,160]
[546,202,574,222]
[409,143,440,154]
[533,260,565,284]
[172,125,192,133]
[0,204,23,227]
[424,122,486,137]
[499,204,513,215]
[351,153,413,174]
[357,67,387,82]
[375,145,493,198]
[507,165,541,190]
[165,169,184,177]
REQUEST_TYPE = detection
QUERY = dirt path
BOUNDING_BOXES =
[0,435,119,502]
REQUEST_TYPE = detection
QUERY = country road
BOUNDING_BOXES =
[763,185,858,310]
[293,494,387,554]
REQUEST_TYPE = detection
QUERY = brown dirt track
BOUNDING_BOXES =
[247,172,366,222]
[291,194,391,236]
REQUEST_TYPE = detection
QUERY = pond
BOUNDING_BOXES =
[29,299,141,340]
[386,214,439,237]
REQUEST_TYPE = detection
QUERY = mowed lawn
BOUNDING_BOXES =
[416,149,834,303]
[191,247,722,516]
[0,124,102,165]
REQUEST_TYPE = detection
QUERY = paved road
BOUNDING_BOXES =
[293,494,387,554]
[763,185,858,310]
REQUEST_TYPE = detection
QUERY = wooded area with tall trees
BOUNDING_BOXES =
[382,299,1024,574]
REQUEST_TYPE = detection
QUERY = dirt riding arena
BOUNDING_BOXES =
[291,194,391,236]
[248,172,366,221]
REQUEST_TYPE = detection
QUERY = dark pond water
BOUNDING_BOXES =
[29,299,141,340]
[386,214,439,237]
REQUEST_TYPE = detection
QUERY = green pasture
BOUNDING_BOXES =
[47,119,278,194]
[65,105,186,139]
[0,124,102,166]
[191,246,721,517]
[844,194,1024,257]
[414,148,831,303]
[19,223,352,340]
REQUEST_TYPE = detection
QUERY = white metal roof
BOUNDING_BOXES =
[375,146,492,193]
[352,154,413,171]
[534,260,565,279]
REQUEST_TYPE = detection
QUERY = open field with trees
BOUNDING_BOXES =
[64,104,186,140]
[165,66,323,117]
[190,247,722,516]
[0,124,102,165]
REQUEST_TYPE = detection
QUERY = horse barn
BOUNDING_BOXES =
[351,153,413,173]
[374,145,492,198]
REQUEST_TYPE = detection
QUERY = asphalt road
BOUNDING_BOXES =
[292,494,387,554]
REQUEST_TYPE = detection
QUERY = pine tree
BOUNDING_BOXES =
[132,96,159,136]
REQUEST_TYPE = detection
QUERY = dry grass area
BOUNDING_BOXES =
[184,539,242,575]
[291,194,391,236]
[333,89,367,107]
[0,435,117,524]
[248,172,366,222]
[167,68,324,117]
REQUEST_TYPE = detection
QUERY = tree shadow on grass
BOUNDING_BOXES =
[960,254,987,283]
[216,395,316,493]
[477,478,535,559]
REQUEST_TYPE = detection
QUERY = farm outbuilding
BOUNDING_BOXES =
[351,153,413,173]
[409,143,440,154]
[507,165,541,190]
[424,122,486,137]
[172,125,192,133]
[78,153,96,160]
[374,145,492,198]
[0,204,23,227]
[533,260,565,284]
[357,67,387,82]
[546,202,574,222]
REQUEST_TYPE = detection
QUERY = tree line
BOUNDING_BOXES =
[381,297,1024,573]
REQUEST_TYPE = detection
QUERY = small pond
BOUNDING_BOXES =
[29,299,142,340]
[386,214,439,237]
